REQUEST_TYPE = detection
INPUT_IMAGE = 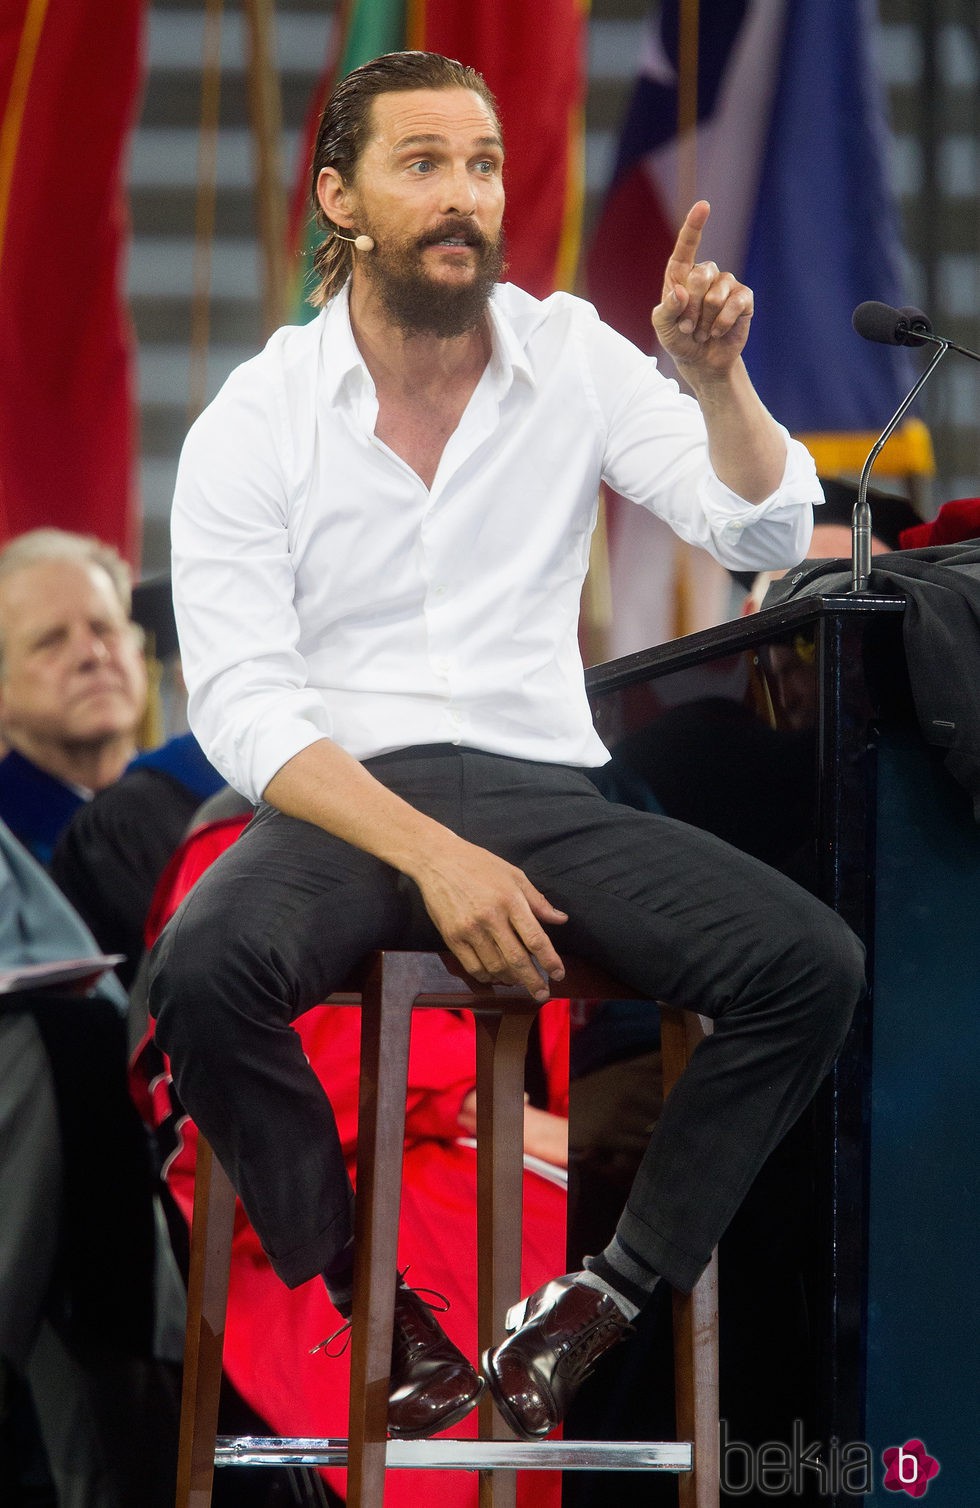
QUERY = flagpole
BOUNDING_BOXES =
[242,0,289,337]
[188,0,224,423]
[677,0,699,213]
[673,0,701,639]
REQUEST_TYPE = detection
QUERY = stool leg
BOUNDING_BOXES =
[175,1137,237,1508]
[661,1008,720,1508]
[347,954,415,1508]
[472,998,539,1508]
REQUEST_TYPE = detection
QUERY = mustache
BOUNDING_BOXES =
[416,218,490,251]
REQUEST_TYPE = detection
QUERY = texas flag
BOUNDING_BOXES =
[586,0,932,654]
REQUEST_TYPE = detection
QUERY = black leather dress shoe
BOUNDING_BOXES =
[482,1273,632,1440]
[385,1284,484,1439]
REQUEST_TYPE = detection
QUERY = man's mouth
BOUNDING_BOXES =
[420,223,484,252]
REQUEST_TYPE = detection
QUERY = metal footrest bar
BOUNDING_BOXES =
[215,1435,693,1472]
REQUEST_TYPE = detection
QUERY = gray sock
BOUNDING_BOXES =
[582,1235,662,1320]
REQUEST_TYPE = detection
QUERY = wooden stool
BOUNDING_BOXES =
[175,951,719,1508]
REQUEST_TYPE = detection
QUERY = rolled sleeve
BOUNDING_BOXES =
[697,427,821,570]
[585,311,822,573]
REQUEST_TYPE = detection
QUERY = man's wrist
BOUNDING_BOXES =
[675,355,747,404]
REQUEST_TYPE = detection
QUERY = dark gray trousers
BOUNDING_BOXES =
[150,748,865,1294]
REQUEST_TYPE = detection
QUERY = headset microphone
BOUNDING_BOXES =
[333,230,375,253]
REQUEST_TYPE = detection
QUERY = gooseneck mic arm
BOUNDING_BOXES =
[847,301,977,592]
[850,342,949,591]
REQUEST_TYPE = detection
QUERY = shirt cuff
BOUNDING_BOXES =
[701,427,822,547]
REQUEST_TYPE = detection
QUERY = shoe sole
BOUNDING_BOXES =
[386,1377,486,1441]
[481,1350,554,1442]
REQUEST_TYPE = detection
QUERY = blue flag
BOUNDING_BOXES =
[587,0,933,478]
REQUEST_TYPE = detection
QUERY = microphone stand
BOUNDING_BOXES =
[851,340,949,592]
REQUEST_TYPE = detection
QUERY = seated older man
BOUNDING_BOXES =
[0,529,147,864]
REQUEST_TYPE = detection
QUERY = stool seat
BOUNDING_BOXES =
[174,951,719,1508]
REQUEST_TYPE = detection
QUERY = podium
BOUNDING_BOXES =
[583,593,980,1503]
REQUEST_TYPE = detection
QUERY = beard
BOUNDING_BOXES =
[361,216,506,338]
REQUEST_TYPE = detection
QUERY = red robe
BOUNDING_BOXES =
[139,816,568,1506]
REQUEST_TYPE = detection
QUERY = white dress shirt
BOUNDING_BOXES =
[172,282,820,803]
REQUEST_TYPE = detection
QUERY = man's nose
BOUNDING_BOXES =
[440,165,478,215]
[74,627,112,665]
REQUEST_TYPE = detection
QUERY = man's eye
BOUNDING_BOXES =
[409,160,435,174]
[33,631,64,652]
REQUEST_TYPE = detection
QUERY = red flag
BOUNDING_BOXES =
[421,1,586,297]
[0,0,145,563]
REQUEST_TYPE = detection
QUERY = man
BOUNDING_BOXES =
[151,51,865,1442]
[0,529,147,864]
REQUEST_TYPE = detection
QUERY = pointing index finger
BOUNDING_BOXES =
[664,199,711,293]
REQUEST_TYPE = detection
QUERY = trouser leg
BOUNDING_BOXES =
[151,750,865,1297]
[460,757,867,1293]
[149,801,426,1286]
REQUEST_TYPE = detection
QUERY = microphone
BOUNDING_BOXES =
[853,299,980,364]
[848,300,980,591]
[333,230,375,253]
[852,300,932,348]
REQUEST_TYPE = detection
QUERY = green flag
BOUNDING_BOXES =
[288,0,407,322]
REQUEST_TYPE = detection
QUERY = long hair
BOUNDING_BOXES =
[307,51,500,309]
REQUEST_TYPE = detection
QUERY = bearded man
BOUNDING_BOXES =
[150,50,865,1441]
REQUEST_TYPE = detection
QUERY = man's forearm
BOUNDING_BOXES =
[263,739,568,999]
[263,737,451,882]
[679,357,787,504]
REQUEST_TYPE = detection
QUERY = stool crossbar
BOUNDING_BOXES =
[174,951,719,1508]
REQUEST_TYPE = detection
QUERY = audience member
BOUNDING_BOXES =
[0,530,146,864]
[0,817,182,1508]
[51,726,225,988]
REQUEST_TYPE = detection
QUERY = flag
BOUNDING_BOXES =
[287,0,407,320]
[0,0,145,563]
[586,0,932,654]
[588,0,933,471]
[419,1,587,298]
[288,0,587,318]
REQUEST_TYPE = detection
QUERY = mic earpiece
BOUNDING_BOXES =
[333,230,375,253]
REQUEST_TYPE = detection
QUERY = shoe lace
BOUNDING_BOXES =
[554,1312,634,1385]
[310,1267,451,1360]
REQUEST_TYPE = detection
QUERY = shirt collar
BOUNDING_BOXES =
[318,283,367,405]
[317,281,537,404]
[485,288,537,392]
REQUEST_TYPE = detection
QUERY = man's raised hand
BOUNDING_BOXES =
[652,200,754,375]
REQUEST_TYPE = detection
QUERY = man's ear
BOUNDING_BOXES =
[316,166,354,229]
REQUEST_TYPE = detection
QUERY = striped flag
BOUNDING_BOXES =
[288,0,586,318]
[0,0,145,562]
[586,0,932,653]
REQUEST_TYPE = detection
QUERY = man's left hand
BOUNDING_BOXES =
[651,200,753,376]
